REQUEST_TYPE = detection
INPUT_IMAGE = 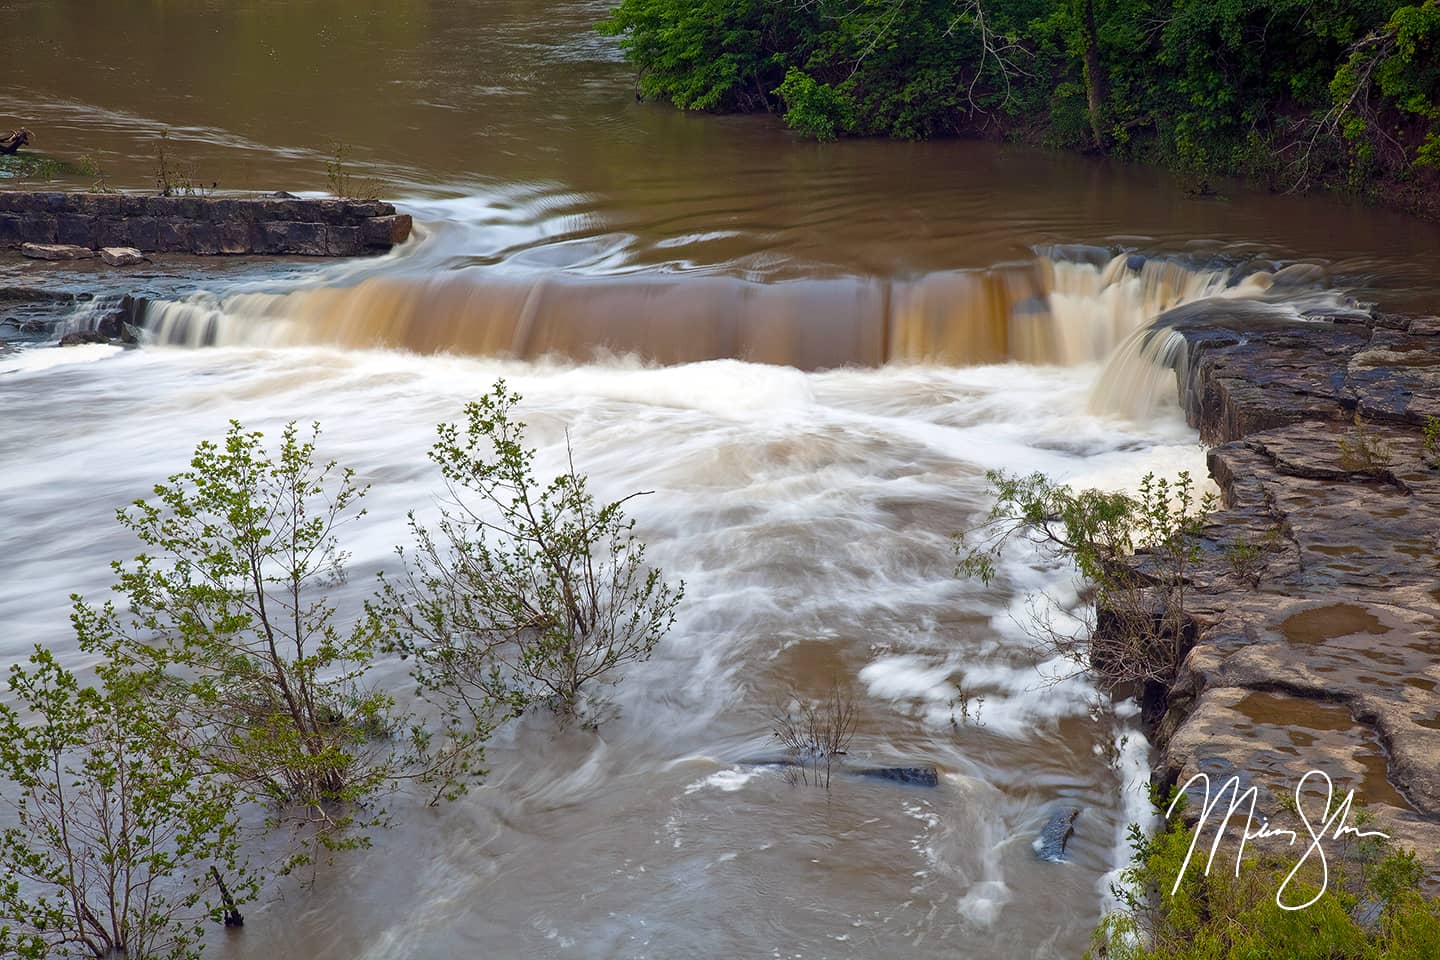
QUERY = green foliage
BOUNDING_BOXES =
[1222,529,1283,589]
[379,381,684,729]
[775,67,856,141]
[958,470,1214,690]
[598,0,802,111]
[79,421,474,863]
[600,0,1440,187]
[1322,2,1440,183]
[1421,415,1440,467]
[1090,806,1440,959]
[0,647,253,960]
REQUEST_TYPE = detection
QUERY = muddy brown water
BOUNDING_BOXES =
[3,2,1440,958]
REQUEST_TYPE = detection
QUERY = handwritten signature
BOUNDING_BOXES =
[1166,769,1390,910]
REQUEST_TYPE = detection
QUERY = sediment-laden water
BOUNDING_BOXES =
[3,1,1440,958]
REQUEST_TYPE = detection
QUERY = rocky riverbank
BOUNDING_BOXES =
[1143,304,1440,866]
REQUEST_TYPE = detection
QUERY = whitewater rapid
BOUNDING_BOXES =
[1,334,1202,957]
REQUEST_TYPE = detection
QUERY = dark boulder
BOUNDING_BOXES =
[1033,806,1081,862]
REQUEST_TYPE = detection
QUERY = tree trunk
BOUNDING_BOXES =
[1077,0,1107,151]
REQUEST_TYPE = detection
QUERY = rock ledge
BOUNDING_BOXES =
[0,191,411,257]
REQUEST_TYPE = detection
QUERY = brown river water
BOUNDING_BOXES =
[2,2,1440,958]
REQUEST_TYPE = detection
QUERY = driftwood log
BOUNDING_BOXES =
[1,128,32,155]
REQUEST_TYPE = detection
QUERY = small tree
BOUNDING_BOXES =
[379,381,683,728]
[325,142,387,201]
[958,470,1215,693]
[770,682,858,789]
[81,421,472,863]
[0,644,253,960]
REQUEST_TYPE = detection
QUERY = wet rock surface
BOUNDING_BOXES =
[1154,308,1440,865]
[0,253,317,346]
[1033,806,1082,862]
[853,765,941,787]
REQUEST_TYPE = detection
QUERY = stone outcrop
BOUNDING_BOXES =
[1145,306,1440,864]
[0,192,411,257]
[21,242,94,260]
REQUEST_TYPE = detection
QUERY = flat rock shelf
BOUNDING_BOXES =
[0,191,412,257]
[1140,307,1440,871]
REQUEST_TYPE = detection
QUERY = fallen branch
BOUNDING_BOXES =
[1,127,33,155]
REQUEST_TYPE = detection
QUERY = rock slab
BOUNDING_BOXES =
[20,242,94,260]
[0,192,411,257]
[1142,307,1440,870]
[99,246,146,266]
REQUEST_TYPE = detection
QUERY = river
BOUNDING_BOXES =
[2,1,1440,958]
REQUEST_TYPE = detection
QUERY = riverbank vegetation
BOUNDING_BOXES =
[0,384,680,957]
[1091,794,1440,959]
[957,469,1213,696]
[599,0,1440,213]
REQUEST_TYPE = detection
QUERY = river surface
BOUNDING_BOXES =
[3,2,1440,959]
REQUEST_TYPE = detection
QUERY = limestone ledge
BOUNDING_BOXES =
[1145,306,1440,868]
[0,191,411,257]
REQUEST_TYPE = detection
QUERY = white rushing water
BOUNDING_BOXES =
[0,337,1197,956]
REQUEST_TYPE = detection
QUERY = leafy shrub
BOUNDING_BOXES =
[79,422,476,862]
[598,0,801,112]
[1422,415,1440,467]
[0,647,253,960]
[153,130,214,197]
[1337,418,1395,477]
[379,381,683,729]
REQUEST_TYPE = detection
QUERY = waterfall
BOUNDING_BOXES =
[136,250,1351,412]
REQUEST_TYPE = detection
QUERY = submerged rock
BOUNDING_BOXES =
[737,757,940,787]
[737,755,800,768]
[1033,806,1081,862]
[853,766,940,787]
